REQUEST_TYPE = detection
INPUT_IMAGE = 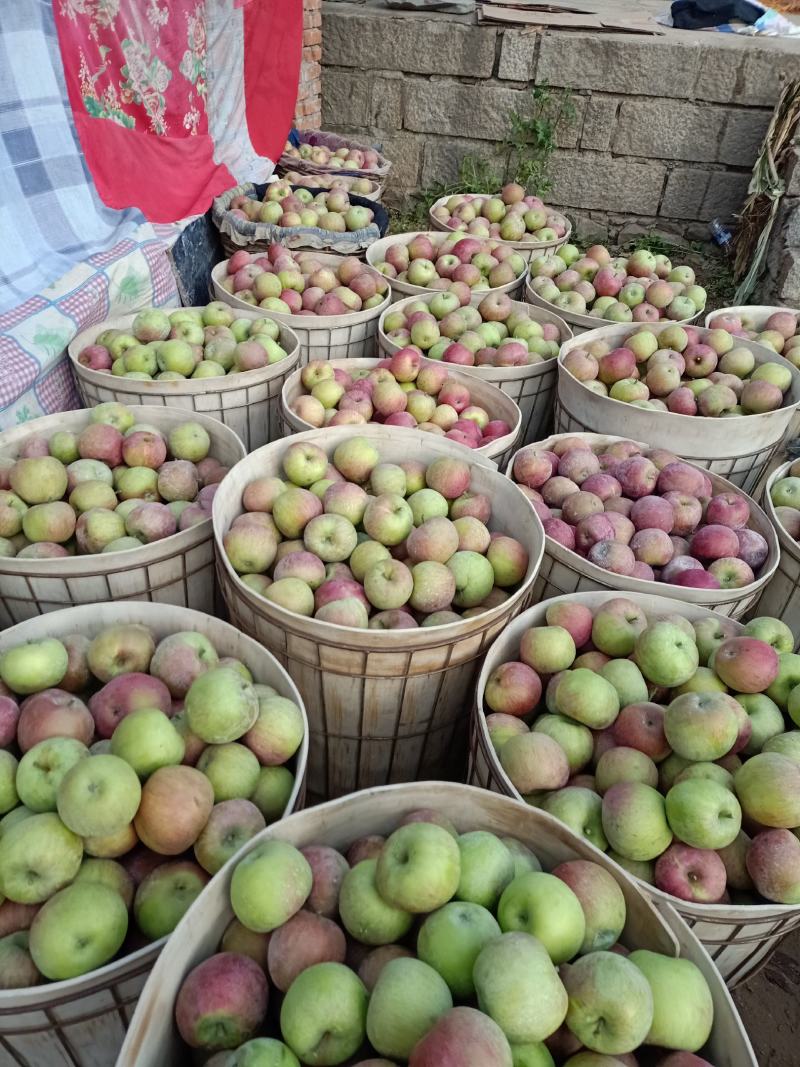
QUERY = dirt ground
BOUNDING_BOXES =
[733,929,800,1064]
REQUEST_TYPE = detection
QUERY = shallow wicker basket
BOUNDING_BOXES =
[67,308,300,452]
[0,406,245,625]
[213,425,544,799]
[117,781,757,1067]
[508,431,779,620]
[210,255,390,366]
[365,231,526,303]
[276,131,391,180]
[467,589,800,989]
[378,293,572,446]
[525,275,703,333]
[0,601,308,1067]
[751,458,800,649]
[279,357,523,469]
[556,322,800,494]
[428,194,571,262]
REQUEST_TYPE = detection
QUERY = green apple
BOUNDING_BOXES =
[0,637,68,694]
[0,752,17,815]
[502,837,542,877]
[456,831,514,909]
[552,860,626,954]
[29,882,128,980]
[541,788,607,852]
[554,670,619,729]
[629,949,713,1052]
[280,962,367,1066]
[185,668,259,744]
[376,823,460,913]
[599,659,648,708]
[251,766,295,822]
[563,951,653,1055]
[743,616,794,653]
[417,901,500,996]
[473,931,568,1043]
[533,715,593,774]
[634,622,699,687]
[765,652,800,709]
[665,778,741,849]
[509,1044,554,1067]
[231,840,312,933]
[734,752,800,827]
[366,956,452,1059]
[763,730,800,761]
[197,743,260,801]
[56,754,142,838]
[168,422,211,463]
[134,860,209,939]
[110,708,185,778]
[601,783,673,861]
[0,812,82,903]
[227,1038,300,1066]
[338,859,413,945]
[736,693,785,755]
[74,857,135,908]
[497,872,585,964]
[16,738,89,811]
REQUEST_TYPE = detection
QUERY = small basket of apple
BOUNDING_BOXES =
[750,457,800,652]
[470,588,800,987]
[213,182,389,257]
[0,403,245,625]
[210,252,390,365]
[212,426,543,797]
[0,600,307,1066]
[67,305,301,452]
[705,306,800,366]
[366,231,527,302]
[526,244,707,330]
[117,781,756,1067]
[556,321,800,495]
[280,170,383,200]
[378,290,572,446]
[277,132,391,179]
[510,433,778,620]
[429,184,571,260]
[280,354,522,467]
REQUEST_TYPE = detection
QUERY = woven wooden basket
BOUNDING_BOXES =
[276,131,391,180]
[0,406,245,625]
[0,601,308,1067]
[428,194,572,262]
[526,275,703,333]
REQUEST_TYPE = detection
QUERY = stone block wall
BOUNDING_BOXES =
[321,2,800,243]
[295,0,323,130]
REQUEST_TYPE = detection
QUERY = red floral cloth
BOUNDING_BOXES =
[53,0,301,223]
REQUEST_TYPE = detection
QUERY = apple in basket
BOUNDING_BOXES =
[0,621,304,985]
[482,597,800,906]
[171,808,719,1063]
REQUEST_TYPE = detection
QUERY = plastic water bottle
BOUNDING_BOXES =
[709,218,733,253]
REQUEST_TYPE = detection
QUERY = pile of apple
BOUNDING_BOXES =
[483,599,800,910]
[707,309,800,364]
[513,437,768,590]
[289,353,513,450]
[228,183,375,233]
[219,249,389,318]
[0,404,230,561]
[77,304,291,381]
[280,171,378,195]
[0,621,303,986]
[223,437,530,630]
[282,140,383,173]
[430,183,569,245]
[769,460,800,546]
[563,323,792,416]
[173,809,719,1066]
[372,233,526,293]
[383,292,561,367]
[530,245,707,323]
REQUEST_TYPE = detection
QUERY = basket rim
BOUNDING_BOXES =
[0,405,245,574]
[210,257,392,328]
[378,291,572,379]
[472,588,800,918]
[508,430,780,604]
[526,275,703,331]
[67,307,302,395]
[428,193,572,252]
[279,355,523,459]
[764,458,800,565]
[704,304,800,330]
[0,600,308,1007]
[558,321,800,424]
[212,424,546,643]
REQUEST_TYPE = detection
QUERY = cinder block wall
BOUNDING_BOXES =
[321,2,800,245]
[295,0,322,130]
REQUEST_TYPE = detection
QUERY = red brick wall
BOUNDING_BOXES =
[295,0,322,130]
